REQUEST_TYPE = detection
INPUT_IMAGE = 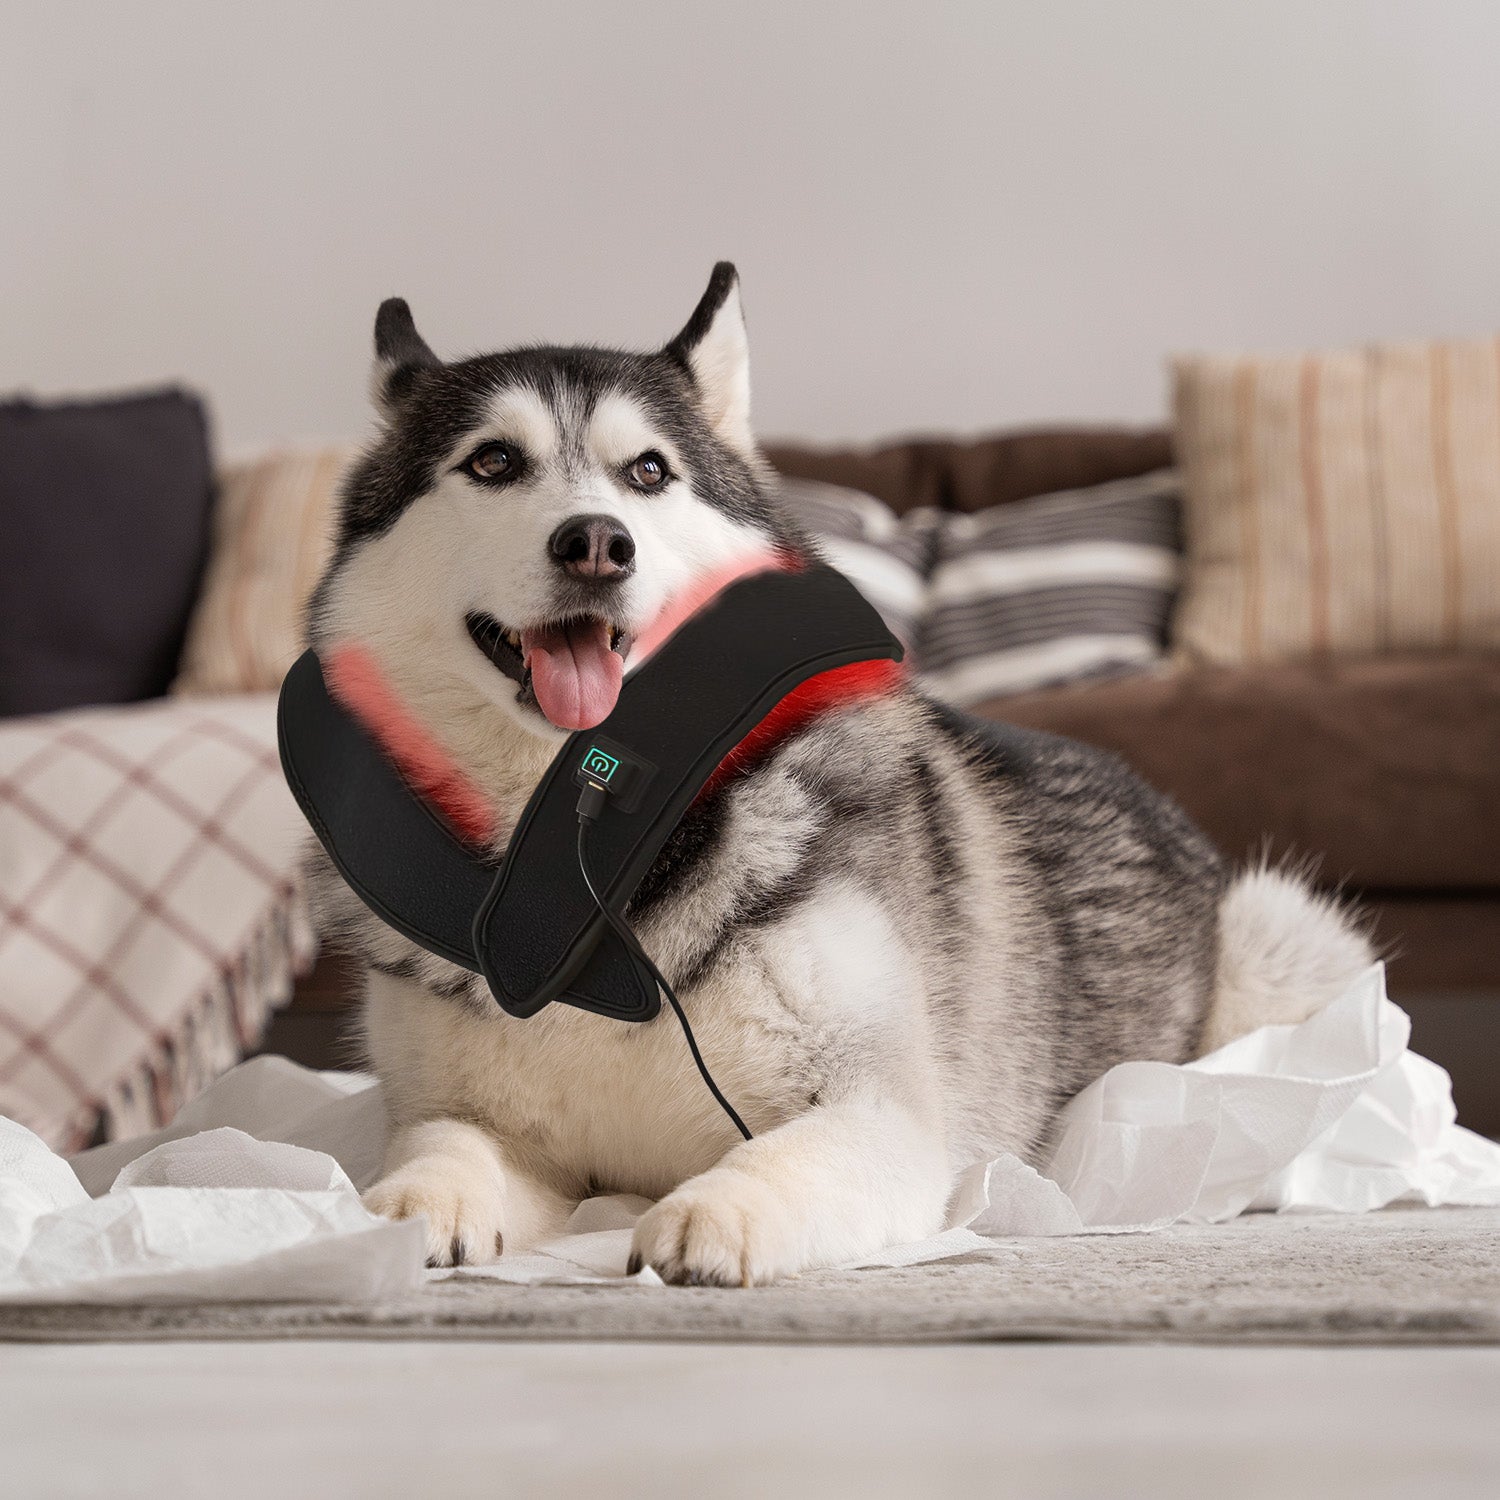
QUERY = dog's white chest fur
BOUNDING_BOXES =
[364,879,927,1202]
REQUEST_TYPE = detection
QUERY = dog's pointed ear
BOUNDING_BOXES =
[664,263,753,455]
[371,298,440,416]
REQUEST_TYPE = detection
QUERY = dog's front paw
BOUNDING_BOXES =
[628,1168,805,1287]
[363,1159,506,1268]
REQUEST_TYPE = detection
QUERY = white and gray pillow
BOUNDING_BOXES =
[778,470,1181,707]
[776,477,938,650]
[919,469,1182,705]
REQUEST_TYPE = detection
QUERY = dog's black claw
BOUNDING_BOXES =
[495,1231,505,1257]
[424,1255,440,1270]
[625,1252,644,1276]
[449,1236,466,1267]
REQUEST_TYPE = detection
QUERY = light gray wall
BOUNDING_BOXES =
[4,1,1498,452]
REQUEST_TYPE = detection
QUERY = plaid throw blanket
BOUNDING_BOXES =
[0,694,315,1151]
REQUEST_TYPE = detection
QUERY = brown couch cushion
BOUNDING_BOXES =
[940,427,1173,514]
[981,653,1500,891]
[1365,895,1500,992]
[766,426,1172,516]
[765,438,949,515]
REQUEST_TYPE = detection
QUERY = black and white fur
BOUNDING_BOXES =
[308,265,1372,1283]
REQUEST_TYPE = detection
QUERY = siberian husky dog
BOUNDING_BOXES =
[307,264,1372,1284]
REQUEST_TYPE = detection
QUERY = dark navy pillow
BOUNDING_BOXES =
[0,389,214,716]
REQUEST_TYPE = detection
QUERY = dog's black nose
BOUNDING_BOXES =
[549,514,636,581]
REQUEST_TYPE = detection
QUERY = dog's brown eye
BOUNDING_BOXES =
[628,451,669,490]
[468,442,516,481]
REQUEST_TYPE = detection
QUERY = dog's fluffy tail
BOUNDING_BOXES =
[1197,863,1375,1056]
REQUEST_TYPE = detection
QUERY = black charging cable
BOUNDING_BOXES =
[575,782,752,1141]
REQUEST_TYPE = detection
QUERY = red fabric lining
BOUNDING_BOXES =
[323,644,498,846]
[699,657,905,799]
[628,547,790,663]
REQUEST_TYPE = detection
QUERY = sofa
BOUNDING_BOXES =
[10,389,1491,1142]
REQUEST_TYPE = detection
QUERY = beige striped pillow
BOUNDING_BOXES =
[172,446,356,695]
[1172,337,1500,664]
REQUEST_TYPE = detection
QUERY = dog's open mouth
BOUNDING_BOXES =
[466,612,631,731]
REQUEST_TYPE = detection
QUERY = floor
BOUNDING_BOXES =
[4,1341,1499,1499]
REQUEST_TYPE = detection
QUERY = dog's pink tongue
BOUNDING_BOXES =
[522,619,623,730]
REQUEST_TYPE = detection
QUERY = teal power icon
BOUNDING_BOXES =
[581,747,620,784]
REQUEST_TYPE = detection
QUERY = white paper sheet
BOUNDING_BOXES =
[0,1112,424,1305]
[954,965,1500,1240]
[1,963,1497,1301]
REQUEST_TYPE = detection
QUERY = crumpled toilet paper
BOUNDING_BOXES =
[1,963,1497,1301]
[0,1116,424,1304]
[948,964,1500,1245]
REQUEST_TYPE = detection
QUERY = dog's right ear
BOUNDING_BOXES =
[371,298,440,417]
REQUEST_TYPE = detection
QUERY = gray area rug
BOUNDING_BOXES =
[4,1207,1498,1345]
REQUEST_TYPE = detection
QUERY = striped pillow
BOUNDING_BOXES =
[776,477,938,651]
[1172,337,1500,664]
[173,446,355,695]
[918,471,1181,706]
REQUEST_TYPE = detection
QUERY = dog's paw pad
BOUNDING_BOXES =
[629,1170,796,1287]
[363,1162,505,1268]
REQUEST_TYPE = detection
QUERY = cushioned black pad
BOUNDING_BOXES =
[278,652,654,1020]
[278,650,496,971]
[477,567,902,1018]
[279,565,902,1022]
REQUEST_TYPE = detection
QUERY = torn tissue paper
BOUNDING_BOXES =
[1,962,1498,1302]
[0,1114,424,1305]
[951,963,1500,1242]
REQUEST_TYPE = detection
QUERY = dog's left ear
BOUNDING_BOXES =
[664,263,753,455]
[371,298,440,418]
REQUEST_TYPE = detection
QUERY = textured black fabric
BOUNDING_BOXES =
[279,566,903,1023]
[0,388,214,716]
[476,566,903,1020]
[278,649,501,972]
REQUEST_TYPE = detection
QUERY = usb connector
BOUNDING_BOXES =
[575,779,610,824]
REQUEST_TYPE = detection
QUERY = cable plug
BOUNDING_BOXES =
[576,779,610,824]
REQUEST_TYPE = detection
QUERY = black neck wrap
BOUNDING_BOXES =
[278,565,903,1022]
